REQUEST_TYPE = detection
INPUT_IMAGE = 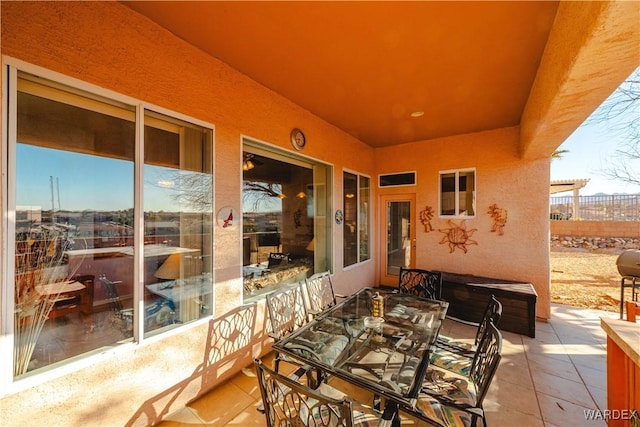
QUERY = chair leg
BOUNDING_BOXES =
[273,355,281,374]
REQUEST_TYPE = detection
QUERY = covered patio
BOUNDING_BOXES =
[1,2,639,425]
[159,303,615,427]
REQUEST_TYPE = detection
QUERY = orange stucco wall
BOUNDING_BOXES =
[1,2,375,425]
[377,127,551,320]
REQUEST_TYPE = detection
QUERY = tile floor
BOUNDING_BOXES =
[159,303,617,426]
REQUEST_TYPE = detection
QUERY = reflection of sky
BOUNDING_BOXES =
[144,166,197,212]
[17,144,133,211]
[17,144,183,212]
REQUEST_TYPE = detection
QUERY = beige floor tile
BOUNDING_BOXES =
[501,342,528,357]
[569,353,606,372]
[561,343,607,358]
[527,356,581,383]
[524,346,572,364]
[533,371,596,409]
[224,401,268,426]
[502,335,526,351]
[230,367,262,399]
[484,378,540,416]
[537,393,606,427]
[575,364,606,390]
[585,384,607,412]
[485,407,544,427]
[188,380,256,426]
[523,328,562,345]
[494,355,534,387]
[161,407,205,426]
[500,330,525,346]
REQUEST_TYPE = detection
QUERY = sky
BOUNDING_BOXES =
[16,144,182,212]
[550,69,640,196]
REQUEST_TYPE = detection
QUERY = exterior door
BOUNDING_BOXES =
[380,194,416,286]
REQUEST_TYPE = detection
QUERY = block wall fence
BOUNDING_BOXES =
[550,221,640,238]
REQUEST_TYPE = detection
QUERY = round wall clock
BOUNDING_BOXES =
[290,128,306,150]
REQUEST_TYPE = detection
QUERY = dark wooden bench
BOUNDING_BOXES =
[440,272,538,338]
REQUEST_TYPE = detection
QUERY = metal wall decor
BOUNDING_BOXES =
[438,220,478,253]
[216,206,235,228]
[487,203,508,235]
[419,206,434,232]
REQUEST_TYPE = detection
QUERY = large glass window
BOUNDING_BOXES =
[10,71,213,377]
[439,169,475,217]
[143,111,213,333]
[242,145,331,300]
[343,172,370,267]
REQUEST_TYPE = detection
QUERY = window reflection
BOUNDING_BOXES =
[12,75,214,376]
[15,79,135,376]
[242,150,327,299]
[344,172,358,266]
[343,172,370,267]
[143,111,213,334]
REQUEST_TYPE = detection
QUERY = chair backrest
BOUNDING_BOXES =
[305,271,336,314]
[398,268,442,300]
[254,358,355,427]
[265,282,309,341]
[468,321,502,406]
[267,252,290,268]
[98,274,124,312]
[474,295,502,346]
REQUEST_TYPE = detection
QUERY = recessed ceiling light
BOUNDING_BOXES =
[410,111,424,118]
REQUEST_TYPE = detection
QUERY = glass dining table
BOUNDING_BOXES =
[272,287,449,425]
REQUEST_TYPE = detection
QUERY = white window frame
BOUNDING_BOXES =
[1,57,215,390]
[342,169,371,269]
[438,168,476,219]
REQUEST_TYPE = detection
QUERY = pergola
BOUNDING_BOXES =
[550,178,590,219]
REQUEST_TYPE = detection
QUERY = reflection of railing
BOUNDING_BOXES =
[550,194,640,221]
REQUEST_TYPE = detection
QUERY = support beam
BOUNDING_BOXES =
[520,1,640,160]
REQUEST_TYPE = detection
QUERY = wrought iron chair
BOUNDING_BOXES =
[265,282,319,386]
[254,358,381,427]
[398,267,442,300]
[417,322,503,427]
[304,271,337,316]
[304,270,348,318]
[432,295,503,373]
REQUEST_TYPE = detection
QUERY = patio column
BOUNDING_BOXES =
[572,187,581,220]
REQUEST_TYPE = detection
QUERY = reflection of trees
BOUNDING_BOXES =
[243,181,282,211]
[149,171,213,213]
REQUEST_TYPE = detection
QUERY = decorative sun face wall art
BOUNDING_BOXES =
[438,220,478,253]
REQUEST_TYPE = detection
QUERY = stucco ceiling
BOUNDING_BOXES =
[123,1,560,147]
